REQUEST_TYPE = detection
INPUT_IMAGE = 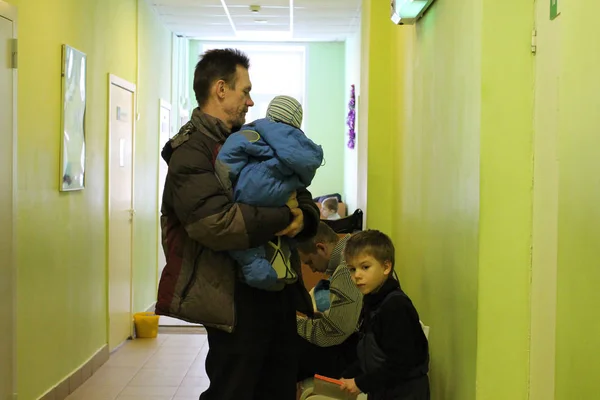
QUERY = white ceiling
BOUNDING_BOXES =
[149,0,362,42]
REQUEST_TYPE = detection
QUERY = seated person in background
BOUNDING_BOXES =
[321,197,341,220]
[340,230,430,400]
[295,222,363,382]
[215,95,324,290]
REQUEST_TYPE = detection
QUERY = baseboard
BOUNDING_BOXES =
[37,344,109,400]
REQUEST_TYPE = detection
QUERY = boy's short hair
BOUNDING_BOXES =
[296,222,339,254]
[344,230,395,267]
[322,197,339,213]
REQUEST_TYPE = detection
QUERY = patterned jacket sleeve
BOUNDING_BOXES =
[296,266,363,347]
[168,135,291,251]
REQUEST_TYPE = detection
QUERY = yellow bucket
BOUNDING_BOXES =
[133,312,159,338]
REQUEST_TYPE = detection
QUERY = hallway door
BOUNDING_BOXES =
[108,75,136,351]
[530,1,561,398]
[157,100,171,283]
[0,2,16,398]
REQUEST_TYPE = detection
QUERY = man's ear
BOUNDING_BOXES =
[315,243,327,254]
[215,80,227,99]
[383,261,393,276]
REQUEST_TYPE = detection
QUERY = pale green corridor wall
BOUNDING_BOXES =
[361,0,534,399]
[534,2,600,399]
[134,1,173,312]
[5,0,173,398]
[305,42,345,199]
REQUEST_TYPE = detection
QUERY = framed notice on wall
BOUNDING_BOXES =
[60,45,87,191]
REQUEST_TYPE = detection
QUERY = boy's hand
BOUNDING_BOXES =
[276,208,304,238]
[340,378,361,395]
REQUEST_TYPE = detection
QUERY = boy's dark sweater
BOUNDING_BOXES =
[342,277,429,394]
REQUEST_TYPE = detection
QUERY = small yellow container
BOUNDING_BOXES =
[134,312,159,338]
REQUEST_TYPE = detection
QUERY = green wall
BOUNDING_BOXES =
[305,42,346,199]
[361,0,534,399]
[7,0,172,398]
[134,1,173,312]
[549,2,600,399]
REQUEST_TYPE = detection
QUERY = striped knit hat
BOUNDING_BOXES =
[266,95,303,129]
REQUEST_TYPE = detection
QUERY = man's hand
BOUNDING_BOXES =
[286,191,299,210]
[276,208,304,238]
[340,378,361,395]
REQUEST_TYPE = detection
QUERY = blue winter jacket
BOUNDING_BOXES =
[215,118,324,289]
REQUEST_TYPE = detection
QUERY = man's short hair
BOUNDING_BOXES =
[344,230,395,267]
[193,48,250,107]
[322,197,339,213]
[296,222,339,254]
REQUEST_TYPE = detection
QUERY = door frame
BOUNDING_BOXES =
[157,99,171,288]
[107,74,136,348]
[529,1,560,398]
[1,1,17,397]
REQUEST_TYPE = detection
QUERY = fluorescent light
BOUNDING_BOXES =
[391,0,435,25]
[398,0,428,18]
[220,0,237,34]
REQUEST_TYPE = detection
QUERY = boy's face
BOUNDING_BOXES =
[320,207,332,219]
[346,252,392,295]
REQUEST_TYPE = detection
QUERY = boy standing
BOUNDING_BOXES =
[340,230,430,400]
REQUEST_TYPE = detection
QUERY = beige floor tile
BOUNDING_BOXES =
[180,376,210,387]
[175,385,208,397]
[119,385,178,397]
[65,334,217,400]
[162,336,207,348]
[84,366,139,387]
[66,385,124,400]
[185,365,208,378]
[128,370,184,387]
[105,353,152,368]
[136,367,188,378]
[143,359,194,370]
[147,352,198,362]
[154,346,200,355]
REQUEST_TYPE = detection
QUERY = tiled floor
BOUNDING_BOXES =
[67,334,209,400]
[159,316,202,327]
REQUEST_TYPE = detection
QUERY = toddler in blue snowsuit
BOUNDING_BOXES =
[215,96,324,290]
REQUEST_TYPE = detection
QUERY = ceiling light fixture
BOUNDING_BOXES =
[391,0,436,25]
[391,0,434,25]
[219,0,237,33]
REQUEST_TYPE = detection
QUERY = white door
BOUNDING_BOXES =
[529,0,561,398]
[108,75,135,351]
[0,3,16,399]
[157,100,171,282]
